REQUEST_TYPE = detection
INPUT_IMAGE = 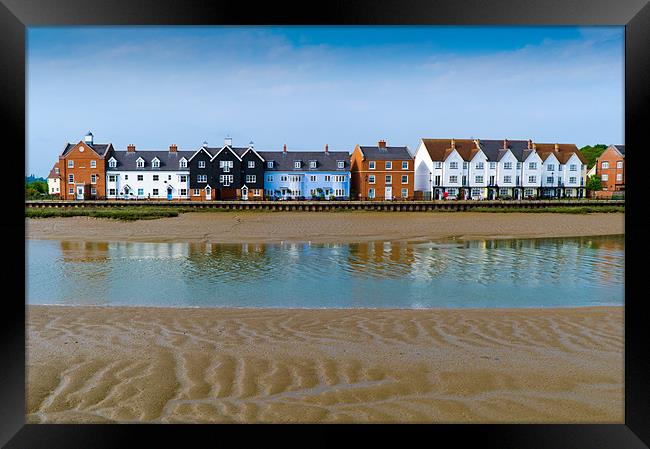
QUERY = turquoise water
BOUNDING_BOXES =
[26,236,624,308]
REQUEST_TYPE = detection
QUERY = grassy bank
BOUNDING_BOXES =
[25,204,624,221]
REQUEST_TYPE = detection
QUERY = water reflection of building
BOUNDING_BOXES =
[60,241,110,261]
[185,242,270,282]
[347,241,415,279]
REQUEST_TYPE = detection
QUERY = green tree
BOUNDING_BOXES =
[579,144,608,169]
[586,175,603,192]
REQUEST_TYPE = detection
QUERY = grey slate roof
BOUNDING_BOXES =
[614,145,625,155]
[204,146,263,160]
[258,151,350,171]
[359,146,412,160]
[61,142,112,157]
[107,150,194,171]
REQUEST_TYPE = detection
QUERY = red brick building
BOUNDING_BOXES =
[595,144,625,197]
[58,132,114,200]
[350,140,414,200]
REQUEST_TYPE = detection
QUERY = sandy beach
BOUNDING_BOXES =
[26,211,624,243]
[27,305,623,423]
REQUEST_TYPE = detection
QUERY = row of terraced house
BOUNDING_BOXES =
[47,132,606,201]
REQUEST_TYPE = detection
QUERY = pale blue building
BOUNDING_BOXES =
[260,146,350,199]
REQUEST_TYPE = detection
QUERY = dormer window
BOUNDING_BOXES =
[108,158,117,168]
[136,158,145,168]
[310,160,317,169]
[152,158,160,168]
[294,161,301,169]
[338,161,345,169]
[179,158,187,168]
[267,161,273,169]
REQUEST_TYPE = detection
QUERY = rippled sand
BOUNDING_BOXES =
[27,306,623,423]
[26,211,624,244]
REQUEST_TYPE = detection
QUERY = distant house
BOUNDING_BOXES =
[47,162,61,196]
[58,131,114,200]
[106,144,192,200]
[595,144,625,197]
[350,140,413,200]
[260,145,350,199]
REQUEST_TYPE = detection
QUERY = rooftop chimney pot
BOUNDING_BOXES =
[283,144,287,153]
[169,144,177,153]
[378,140,386,149]
[127,144,136,153]
[224,136,232,147]
[325,144,329,154]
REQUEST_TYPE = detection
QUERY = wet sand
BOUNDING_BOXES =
[27,305,624,423]
[26,211,624,243]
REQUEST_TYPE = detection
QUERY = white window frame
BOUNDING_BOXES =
[90,160,96,168]
[309,160,317,169]
[385,161,392,170]
[68,174,74,184]
[449,162,458,169]
[368,188,375,199]
[401,175,408,184]
[602,174,609,181]
[137,174,144,181]
[137,159,145,168]
[385,175,392,184]
[294,161,301,169]
[267,161,273,169]
[198,160,206,169]
[91,174,97,184]
[449,175,458,184]
[504,162,512,170]
[67,160,74,168]
[368,175,375,184]
[369,161,376,170]
[528,162,537,170]
[108,175,116,182]
[503,176,512,184]
[475,176,484,183]
[248,161,255,168]
[246,175,256,183]
[616,161,623,168]
[338,161,345,169]
[528,176,536,183]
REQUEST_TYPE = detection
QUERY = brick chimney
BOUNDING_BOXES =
[169,144,177,153]
[283,144,287,154]
[503,139,508,150]
[325,144,329,154]
[527,139,533,150]
[127,144,136,153]
[378,140,386,149]
[554,143,560,151]
[451,139,456,150]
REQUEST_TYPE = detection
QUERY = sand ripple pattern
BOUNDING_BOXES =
[27,306,624,423]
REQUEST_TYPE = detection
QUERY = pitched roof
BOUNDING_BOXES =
[107,150,194,171]
[258,151,350,171]
[419,139,480,162]
[357,145,412,161]
[479,139,530,162]
[47,162,60,179]
[614,145,625,156]
[534,143,587,164]
[61,141,112,157]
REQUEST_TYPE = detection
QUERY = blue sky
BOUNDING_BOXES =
[27,26,623,177]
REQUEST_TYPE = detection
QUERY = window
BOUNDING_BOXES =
[474,176,483,183]
[248,161,255,168]
[503,176,512,184]
[91,187,97,195]
[124,175,128,180]
[499,188,508,196]
[602,162,609,169]
[180,189,187,196]
[385,175,392,184]
[69,188,74,194]
[449,162,458,169]
[435,162,442,169]
[546,177,554,184]
[471,188,481,197]
[528,176,536,183]
[68,160,74,168]
[108,159,116,168]
[220,175,234,186]
[449,175,458,183]
[267,161,273,169]
[180,175,187,183]
[335,189,345,196]
[339,161,346,169]
[504,162,512,169]
[528,162,537,170]
[138,188,144,196]
[153,175,159,181]
[310,161,317,169]
[68,174,74,184]
[109,189,116,196]
[516,162,522,169]
[90,160,96,168]
[137,159,145,168]
[198,161,206,168]
[246,175,256,183]
[152,159,160,168]
[197,175,207,183]
[294,161,301,169]
[385,161,392,170]
[281,176,287,181]
[617,174,623,181]
[402,161,408,170]
[153,189,159,196]
[463,162,468,169]
[138,175,144,181]
[323,175,330,182]
[558,165,563,171]
[368,175,375,184]
[368,188,375,199]
[180,159,187,168]
[168,175,171,180]
[309,175,317,182]
[569,177,577,184]
[193,189,200,196]
[475,162,484,170]
[267,175,274,182]
[220,160,233,172]
[401,188,408,198]
[108,175,116,182]
[335,175,346,182]
[570,164,577,171]
[91,174,97,184]
[617,161,623,168]
[547,164,555,171]
[369,161,376,170]
[524,188,534,197]
[401,175,408,184]
[489,162,496,169]
[447,188,457,196]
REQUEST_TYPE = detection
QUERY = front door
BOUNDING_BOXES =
[241,185,248,200]
[76,184,84,200]
[205,186,211,200]
[385,186,392,200]
[167,187,173,200]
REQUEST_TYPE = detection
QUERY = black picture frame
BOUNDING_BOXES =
[2,0,648,447]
